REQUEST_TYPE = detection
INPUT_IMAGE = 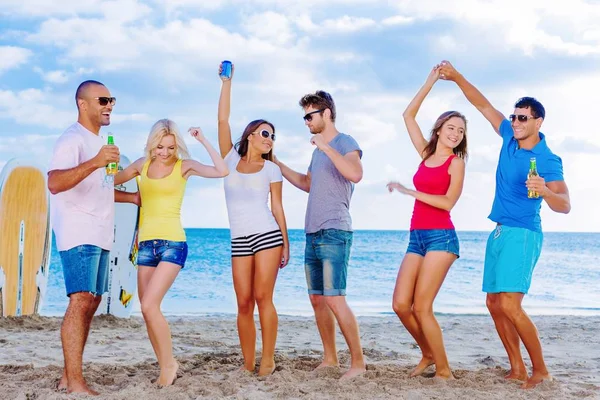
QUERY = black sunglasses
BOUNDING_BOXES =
[509,114,537,123]
[94,97,117,106]
[303,109,325,122]
[252,129,276,141]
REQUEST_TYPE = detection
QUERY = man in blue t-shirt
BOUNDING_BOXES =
[275,90,366,380]
[439,61,571,389]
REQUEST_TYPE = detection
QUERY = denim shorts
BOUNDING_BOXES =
[305,229,353,296]
[406,229,460,258]
[59,245,109,297]
[137,240,188,268]
[483,224,543,294]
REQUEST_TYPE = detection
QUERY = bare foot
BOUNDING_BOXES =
[157,360,179,387]
[67,382,99,395]
[238,365,254,374]
[434,371,455,380]
[56,373,68,392]
[315,360,339,370]
[521,372,553,389]
[258,360,276,377]
[505,369,528,381]
[410,357,435,377]
[340,366,367,381]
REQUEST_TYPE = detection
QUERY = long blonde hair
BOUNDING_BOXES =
[144,119,190,160]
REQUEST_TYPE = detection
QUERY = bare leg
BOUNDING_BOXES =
[412,252,456,379]
[140,262,181,386]
[253,247,282,376]
[138,266,160,381]
[309,294,339,368]
[324,296,366,380]
[61,292,99,395]
[232,256,256,372]
[58,294,102,391]
[391,253,433,377]
[498,293,551,388]
[486,293,527,381]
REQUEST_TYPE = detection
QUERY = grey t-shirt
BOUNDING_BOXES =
[305,133,363,234]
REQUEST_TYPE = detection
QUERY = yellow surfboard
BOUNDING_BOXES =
[0,159,51,317]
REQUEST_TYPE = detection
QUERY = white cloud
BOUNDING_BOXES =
[0,0,150,19]
[34,68,69,84]
[0,46,32,73]
[0,88,74,128]
[389,0,600,56]
[321,16,376,33]
[242,11,295,46]
[381,15,414,26]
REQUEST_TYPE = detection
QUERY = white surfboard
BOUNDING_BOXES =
[0,159,51,317]
[97,155,139,318]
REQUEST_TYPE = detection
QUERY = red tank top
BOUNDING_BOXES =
[410,154,456,230]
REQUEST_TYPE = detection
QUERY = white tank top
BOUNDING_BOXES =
[223,148,283,238]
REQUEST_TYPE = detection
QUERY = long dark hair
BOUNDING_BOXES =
[234,119,276,161]
[422,111,468,161]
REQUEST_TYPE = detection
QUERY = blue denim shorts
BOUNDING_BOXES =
[483,224,543,294]
[59,245,110,297]
[137,240,188,268]
[406,229,460,258]
[305,229,353,296]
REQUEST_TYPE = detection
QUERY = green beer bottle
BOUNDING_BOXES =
[106,133,118,175]
[527,157,539,199]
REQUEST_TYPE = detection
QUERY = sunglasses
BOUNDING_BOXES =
[94,97,117,106]
[252,129,276,141]
[509,114,537,123]
[303,109,325,122]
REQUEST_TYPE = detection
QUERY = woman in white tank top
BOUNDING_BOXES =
[217,62,289,376]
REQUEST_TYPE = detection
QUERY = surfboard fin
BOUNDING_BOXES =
[119,287,134,307]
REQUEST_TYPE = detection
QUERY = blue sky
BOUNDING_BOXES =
[1,0,599,232]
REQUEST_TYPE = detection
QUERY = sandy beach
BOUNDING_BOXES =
[0,313,598,399]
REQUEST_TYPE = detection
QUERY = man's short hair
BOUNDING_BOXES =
[515,97,545,119]
[299,90,336,122]
[75,80,105,106]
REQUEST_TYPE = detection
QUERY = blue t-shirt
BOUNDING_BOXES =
[488,119,563,232]
[305,133,362,234]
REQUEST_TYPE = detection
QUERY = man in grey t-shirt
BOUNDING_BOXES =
[275,90,366,380]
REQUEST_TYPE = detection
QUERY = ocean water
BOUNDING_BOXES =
[42,229,600,317]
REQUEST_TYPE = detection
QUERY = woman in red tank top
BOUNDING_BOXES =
[386,63,468,380]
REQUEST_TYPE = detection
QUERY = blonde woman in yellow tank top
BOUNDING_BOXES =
[115,119,228,387]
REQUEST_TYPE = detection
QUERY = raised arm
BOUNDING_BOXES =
[438,60,505,134]
[183,127,229,179]
[273,155,311,193]
[403,66,440,157]
[387,157,465,211]
[48,144,120,195]
[270,181,290,268]
[217,62,234,158]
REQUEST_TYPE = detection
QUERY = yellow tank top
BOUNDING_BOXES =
[138,158,187,242]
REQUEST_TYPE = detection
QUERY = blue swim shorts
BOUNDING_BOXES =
[482,224,543,294]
